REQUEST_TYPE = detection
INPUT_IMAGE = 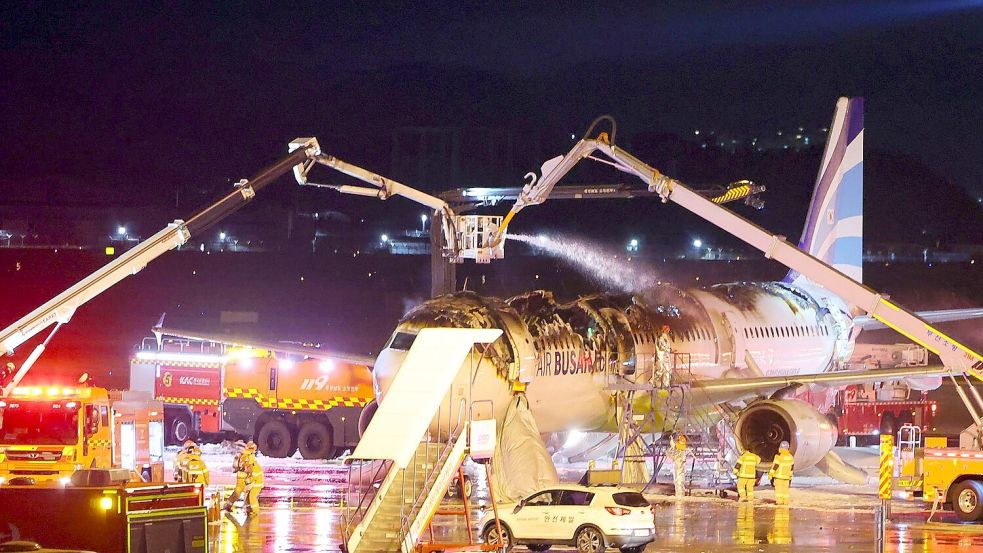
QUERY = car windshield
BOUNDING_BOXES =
[612,492,649,507]
[0,401,80,445]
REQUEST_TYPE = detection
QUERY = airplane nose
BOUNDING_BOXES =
[372,348,406,402]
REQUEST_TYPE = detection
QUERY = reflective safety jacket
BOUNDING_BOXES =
[769,450,795,481]
[734,451,762,479]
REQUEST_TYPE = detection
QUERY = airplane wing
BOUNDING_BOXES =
[152,325,376,367]
[855,308,983,331]
[684,364,952,406]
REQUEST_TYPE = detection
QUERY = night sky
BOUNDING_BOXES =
[3,1,983,206]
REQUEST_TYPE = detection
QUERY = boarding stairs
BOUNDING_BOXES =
[340,328,501,553]
[607,352,739,491]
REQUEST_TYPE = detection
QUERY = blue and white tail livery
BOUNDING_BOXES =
[796,97,864,283]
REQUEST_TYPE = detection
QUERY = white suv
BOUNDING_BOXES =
[479,484,655,553]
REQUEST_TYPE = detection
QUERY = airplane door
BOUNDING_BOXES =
[721,312,744,368]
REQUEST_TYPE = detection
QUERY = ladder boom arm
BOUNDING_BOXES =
[1,140,319,395]
[499,134,983,376]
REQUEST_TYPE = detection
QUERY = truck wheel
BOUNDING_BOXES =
[952,480,983,522]
[258,419,296,458]
[171,415,192,444]
[298,421,334,459]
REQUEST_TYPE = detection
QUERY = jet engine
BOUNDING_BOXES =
[734,399,838,470]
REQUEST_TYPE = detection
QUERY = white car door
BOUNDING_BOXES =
[512,490,557,540]
[552,490,594,540]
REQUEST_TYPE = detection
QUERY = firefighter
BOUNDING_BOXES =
[768,440,795,505]
[655,325,672,388]
[174,440,209,485]
[733,449,762,502]
[242,441,264,515]
[666,434,690,497]
[224,440,248,511]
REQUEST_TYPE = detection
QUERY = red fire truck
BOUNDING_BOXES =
[829,382,937,446]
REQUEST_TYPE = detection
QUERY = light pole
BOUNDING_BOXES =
[420,214,428,234]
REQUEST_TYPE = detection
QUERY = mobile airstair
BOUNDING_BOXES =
[341,328,501,553]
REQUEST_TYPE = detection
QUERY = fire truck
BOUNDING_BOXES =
[131,333,374,459]
[0,385,164,485]
[827,345,937,446]
[830,382,937,446]
[0,470,206,552]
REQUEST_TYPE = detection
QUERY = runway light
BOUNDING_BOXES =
[99,496,113,510]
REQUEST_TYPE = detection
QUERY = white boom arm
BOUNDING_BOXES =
[290,139,502,263]
[1,139,323,396]
[499,134,983,377]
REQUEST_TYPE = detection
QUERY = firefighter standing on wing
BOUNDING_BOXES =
[666,434,690,497]
[655,325,672,389]
[734,449,762,502]
[769,441,795,505]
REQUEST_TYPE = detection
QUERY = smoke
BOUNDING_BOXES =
[507,233,661,293]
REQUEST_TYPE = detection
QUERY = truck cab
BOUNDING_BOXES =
[0,386,163,485]
[0,386,113,485]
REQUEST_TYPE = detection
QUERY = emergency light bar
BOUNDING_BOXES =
[10,386,88,398]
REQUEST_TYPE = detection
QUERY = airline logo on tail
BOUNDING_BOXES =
[796,97,864,283]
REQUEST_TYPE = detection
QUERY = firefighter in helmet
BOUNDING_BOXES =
[666,434,690,497]
[242,441,264,515]
[224,440,248,511]
[174,440,208,485]
[655,324,672,388]
[734,449,762,502]
[769,440,795,505]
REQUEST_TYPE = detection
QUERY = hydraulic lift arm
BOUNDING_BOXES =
[0,139,322,396]
[494,130,983,377]
[290,140,501,263]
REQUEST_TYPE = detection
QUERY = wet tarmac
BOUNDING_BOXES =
[177,448,983,552]
[210,498,983,552]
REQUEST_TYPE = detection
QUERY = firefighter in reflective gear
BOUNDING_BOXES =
[666,434,690,497]
[655,325,672,388]
[768,441,794,505]
[242,441,264,515]
[733,449,761,502]
[224,440,249,511]
[174,440,209,485]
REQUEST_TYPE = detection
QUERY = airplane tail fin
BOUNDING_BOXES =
[792,97,864,284]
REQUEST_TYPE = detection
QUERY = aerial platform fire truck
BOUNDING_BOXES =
[0,385,164,485]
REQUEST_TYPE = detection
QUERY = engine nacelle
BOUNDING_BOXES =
[734,399,838,470]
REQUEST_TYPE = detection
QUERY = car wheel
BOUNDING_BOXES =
[575,526,604,553]
[482,523,513,552]
[257,419,296,458]
[952,480,983,522]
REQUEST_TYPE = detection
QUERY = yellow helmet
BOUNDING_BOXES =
[245,441,257,452]
[675,435,687,449]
